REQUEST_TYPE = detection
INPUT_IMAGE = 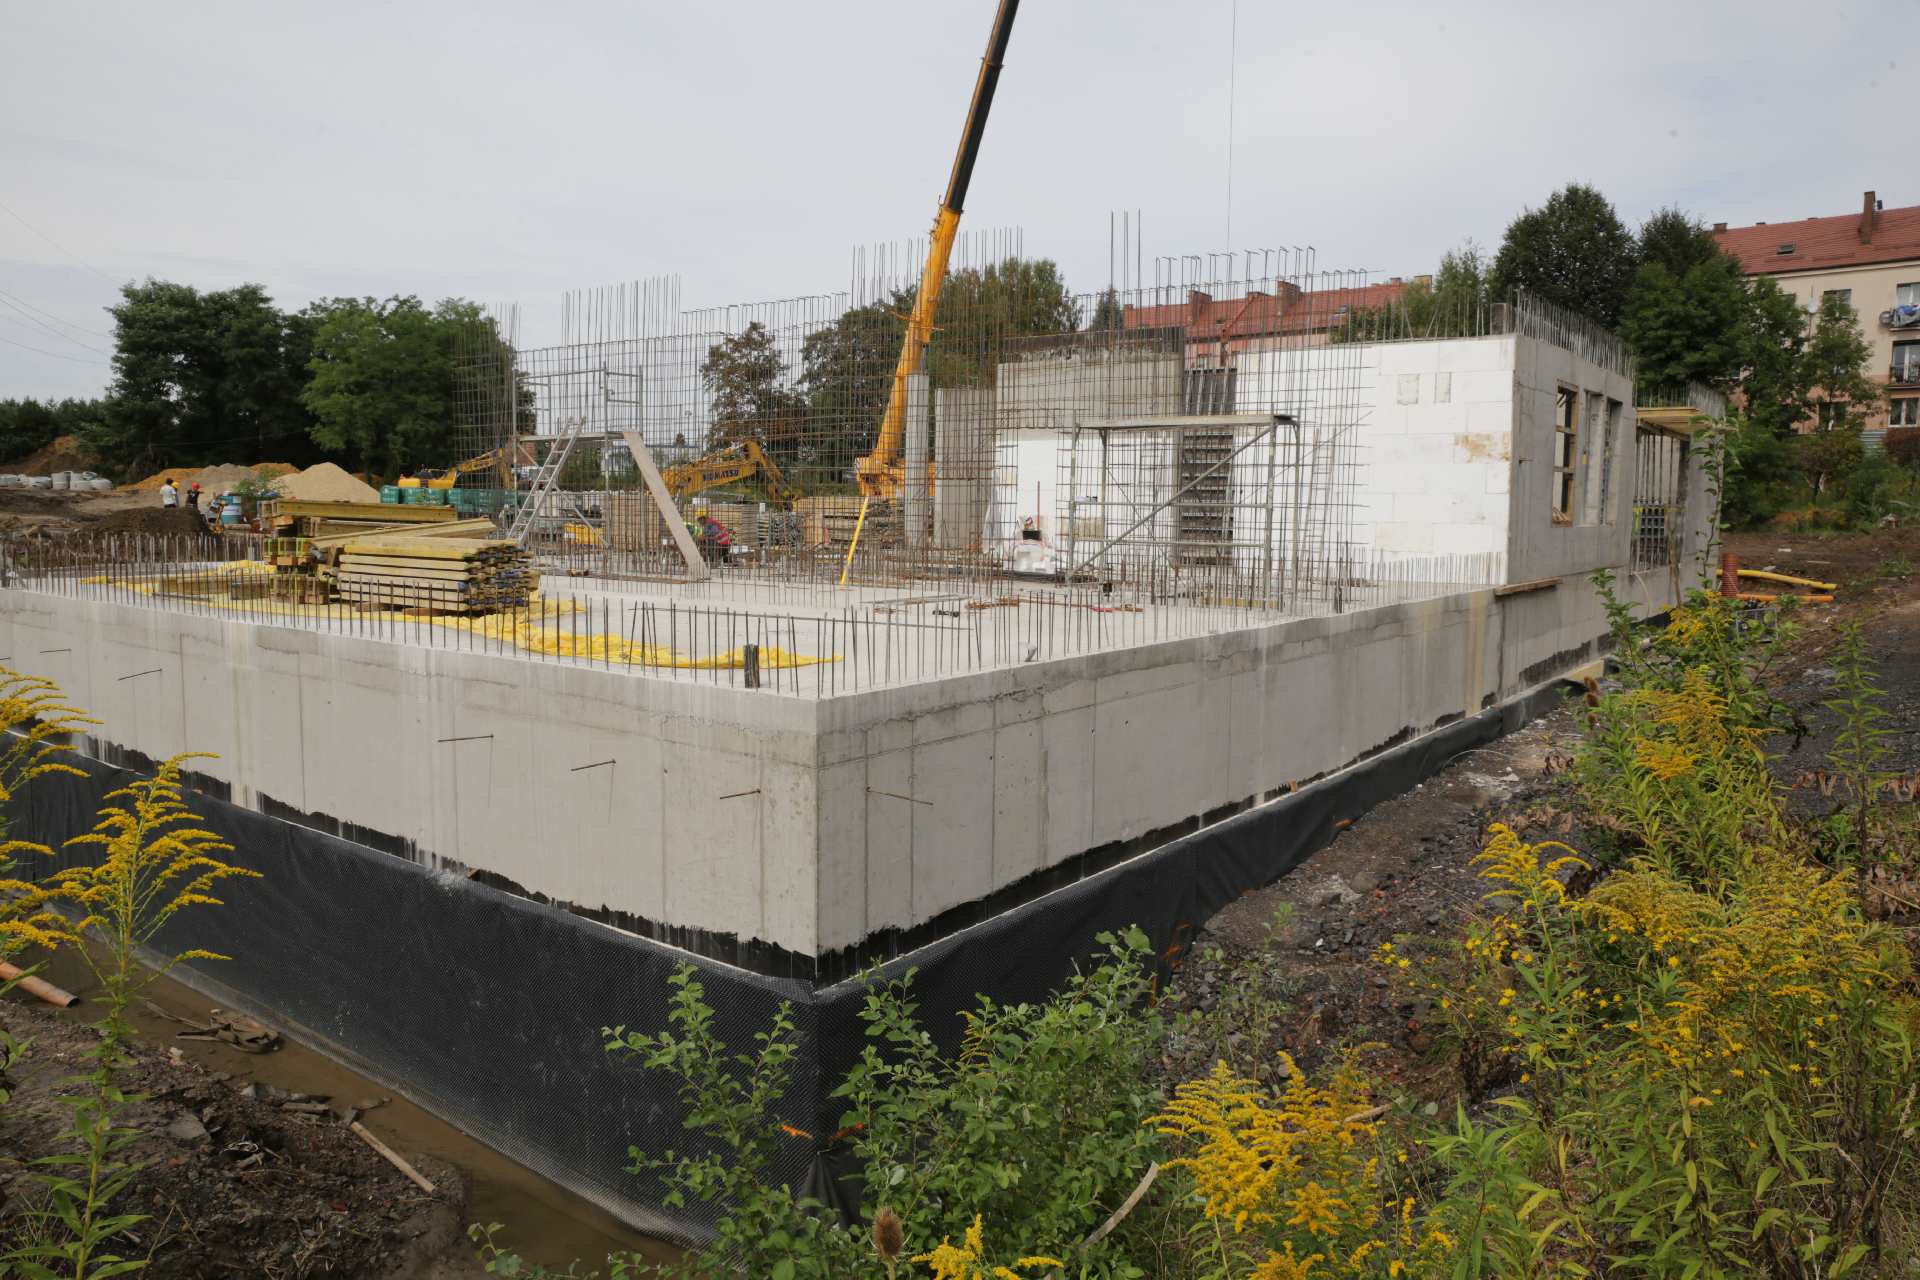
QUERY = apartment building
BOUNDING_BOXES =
[1713,190,1920,437]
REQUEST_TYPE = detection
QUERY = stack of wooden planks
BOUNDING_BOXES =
[330,537,534,613]
[795,495,878,547]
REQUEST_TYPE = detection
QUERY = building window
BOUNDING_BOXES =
[1552,386,1577,524]
[1818,401,1847,430]
[1892,397,1920,428]
[1895,340,1920,384]
[1597,398,1622,521]
[1632,428,1688,572]
[1823,288,1853,310]
[1898,282,1920,308]
[1181,366,1236,415]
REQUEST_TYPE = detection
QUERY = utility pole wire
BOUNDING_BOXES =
[0,196,121,286]
[0,295,111,354]
[0,284,113,338]
[0,331,109,365]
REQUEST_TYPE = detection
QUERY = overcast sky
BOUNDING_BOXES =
[0,0,1904,399]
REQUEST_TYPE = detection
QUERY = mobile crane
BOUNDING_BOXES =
[854,0,1019,500]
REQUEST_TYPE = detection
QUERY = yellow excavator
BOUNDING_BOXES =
[399,447,512,491]
[855,0,1019,500]
[663,439,797,505]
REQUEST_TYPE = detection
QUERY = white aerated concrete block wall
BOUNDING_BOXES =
[1359,337,1517,559]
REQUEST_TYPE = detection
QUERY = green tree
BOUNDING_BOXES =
[300,295,515,479]
[1489,184,1639,327]
[790,257,1077,480]
[1636,205,1725,279]
[1619,208,1754,391]
[1620,257,1751,391]
[94,280,315,476]
[798,294,907,478]
[0,399,57,462]
[700,321,807,464]
[1336,240,1488,343]
[1430,240,1491,327]
[926,256,1080,385]
[1735,277,1810,437]
[1086,287,1126,333]
[1800,292,1881,431]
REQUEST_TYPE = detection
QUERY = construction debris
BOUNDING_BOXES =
[173,1009,282,1054]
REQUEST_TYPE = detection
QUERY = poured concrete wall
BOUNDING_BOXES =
[2,551,1697,968]
[0,594,825,956]
[811,589,1504,952]
[934,386,994,549]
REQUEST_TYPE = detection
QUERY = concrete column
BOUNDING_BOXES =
[903,373,930,549]
[934,386,995,550]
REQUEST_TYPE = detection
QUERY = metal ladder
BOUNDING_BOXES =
[504,415,591,546]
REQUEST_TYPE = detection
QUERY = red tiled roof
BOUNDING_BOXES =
[1713,201,1920,275]
[1122,281,1409,339]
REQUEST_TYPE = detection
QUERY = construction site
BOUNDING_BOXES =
[0,1,1725,1244]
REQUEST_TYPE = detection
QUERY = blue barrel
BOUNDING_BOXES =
[380,485,403,504]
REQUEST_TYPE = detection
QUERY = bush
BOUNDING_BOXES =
[834,929,1163,1270]
[1391,577,1920,1278]
[1885,426,1920,470]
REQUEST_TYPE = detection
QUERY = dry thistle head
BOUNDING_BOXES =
[872,1205,904,1263]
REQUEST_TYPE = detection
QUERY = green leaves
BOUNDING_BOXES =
[301,295,510,478]
[831,929,1161,1271]
[1488,184,1638,329]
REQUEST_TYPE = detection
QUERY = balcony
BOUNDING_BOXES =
[1881,304,1920,331]
[1890,362,1920,388]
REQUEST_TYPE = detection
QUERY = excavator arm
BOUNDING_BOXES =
[662,440,797,506]
[855,0,1019,500]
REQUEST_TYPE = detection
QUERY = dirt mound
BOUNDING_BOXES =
[277,461,379,503]
[3,434,99,476]
[91,505,209,536]
[126,462,301,495]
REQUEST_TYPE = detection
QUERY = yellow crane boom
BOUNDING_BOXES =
[855,0,1020,500]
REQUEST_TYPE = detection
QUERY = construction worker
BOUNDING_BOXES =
[698,513,732,565]
[188,481,203,513]
[159,477,179,509]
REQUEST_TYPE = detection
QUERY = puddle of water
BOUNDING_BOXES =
[32,949,682,1274]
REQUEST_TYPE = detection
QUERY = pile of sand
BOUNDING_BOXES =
[126,461,301,493]
[275,462,378,503]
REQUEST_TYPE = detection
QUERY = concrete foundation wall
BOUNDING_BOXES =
[0,594,825,956]
[812,589,1508,951]
[4,569,1682,967]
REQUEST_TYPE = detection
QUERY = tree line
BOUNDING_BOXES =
[2,281,520,482]
[697,258,1081,484]
[1366,184,1892,526]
